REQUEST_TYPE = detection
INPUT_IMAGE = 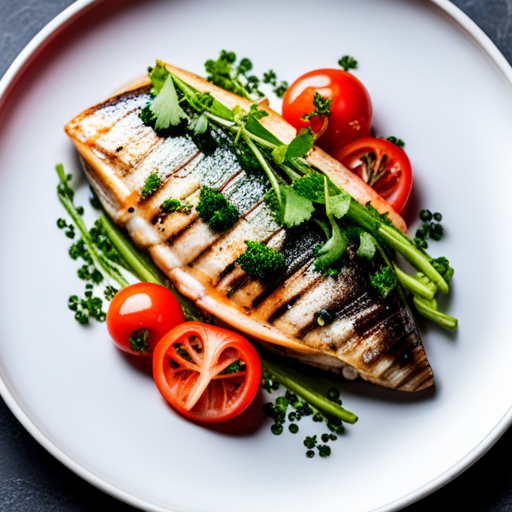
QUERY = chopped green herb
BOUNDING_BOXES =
[205,50,263,100]
[338,55,358,72]
[289,424,299,434]
[161,198,191,214]
[68,291,106,324]
[304,435,317,449]
[386,136,405,148]
[262,68,289,98]
[104,285,118,301]
[141,173,161,200]
[414,209,444,248]
[318,444,331,457]
[236,241,284,280]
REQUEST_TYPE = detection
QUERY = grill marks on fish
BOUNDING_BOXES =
[65,86,434,391]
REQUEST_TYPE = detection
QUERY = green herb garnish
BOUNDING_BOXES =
[236,241,284,280]
[141,173,161,200]
[196,186,239,232]
[161,198,191,214]
[338,55,358,72]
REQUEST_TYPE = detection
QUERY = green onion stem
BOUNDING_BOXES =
[261,356,358,424]
[393,265,436,301]
[98,212,162,285]
[98,212,206,323]
[56,165,128,288]
[413,296,458,331]
[242,132,282,205]
[378,225,449,294]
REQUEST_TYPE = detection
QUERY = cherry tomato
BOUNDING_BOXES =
[282,68,372,154]
[153,322,261,423]
[335,137,413,213]
[106,283,185,356]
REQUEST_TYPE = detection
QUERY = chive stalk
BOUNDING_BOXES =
[261,356,358,424]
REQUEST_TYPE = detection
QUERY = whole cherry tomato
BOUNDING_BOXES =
[335,136,413,213]
[282,68,372,154]
[106,283,185,356]
[153,322,261,423]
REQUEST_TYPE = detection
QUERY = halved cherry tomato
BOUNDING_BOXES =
[106,283,185,356]
[153,322,261,423]
[335,137,413,213]
[282,68,372,154]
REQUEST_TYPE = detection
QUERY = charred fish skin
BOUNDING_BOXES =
[65,76,434,392]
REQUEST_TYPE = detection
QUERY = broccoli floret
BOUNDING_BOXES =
[196,186,239,232]
[237,241,284,280]
[293,173,325,202]
[370,266,397,298]
[431,256,454,282]
[293,172,339,203]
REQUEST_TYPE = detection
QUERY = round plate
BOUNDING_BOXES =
[1,0,511,510]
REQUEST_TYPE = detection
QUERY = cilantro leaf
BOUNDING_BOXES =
[149,60,170,95]
[149,75,187,130]
[357,232,376,259]
[314,220,348,273]
[314,176,348,273]
[271,144,288,165]
[189,113,209,135]
[280,185,315,228]
[330,192,351,219]
[286,130,315,159]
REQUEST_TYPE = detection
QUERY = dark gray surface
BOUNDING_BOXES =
[0,0,511,510]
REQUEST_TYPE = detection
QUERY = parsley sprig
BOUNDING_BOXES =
[205,50,288,100]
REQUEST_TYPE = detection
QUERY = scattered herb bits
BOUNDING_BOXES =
[261,366,344,458]
[414,209,444,249]
[141,172,161,200]
[338,55,358,72]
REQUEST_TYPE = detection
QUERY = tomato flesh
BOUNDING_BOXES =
[153,322,261,423]
[282,68,372,154]
[335,136,413,213]
[106,283,185,356]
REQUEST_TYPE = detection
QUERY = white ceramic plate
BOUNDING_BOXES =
[1,0,511,510]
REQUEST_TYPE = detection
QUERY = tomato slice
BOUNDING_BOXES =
[335,137,413,213]
[106,283,185,356]
[153,322,261,423]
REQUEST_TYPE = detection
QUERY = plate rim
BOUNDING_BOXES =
[0,1,511,510]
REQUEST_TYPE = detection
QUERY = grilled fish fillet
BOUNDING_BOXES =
[65,63,434,392]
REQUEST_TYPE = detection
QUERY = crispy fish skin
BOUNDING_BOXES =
[64,65,434,392]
